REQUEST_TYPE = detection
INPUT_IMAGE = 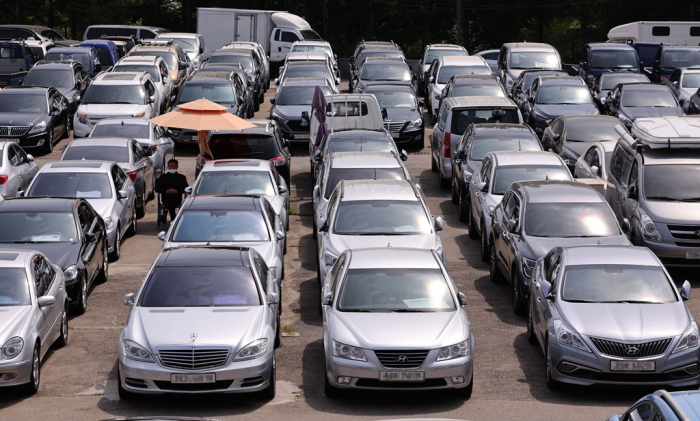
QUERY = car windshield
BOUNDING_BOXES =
[367,90,416,108]
[509,51,559,69]
[283,66,332,81]
[172,210,269,242]
[644,165,700,202]
[178,84,237,106]
[207,134,277,160]
[114,64,160,82]
[45,52,91,69]
[565,119,621,142]
[328,139,395,153]
[300,30,322,40]
[451,109,520,135]
[621,89,677,107]
[358,51,403,66]
[40,29,65,41]
[24,69,73,88]
[140,266,261,307]
[0,94,47,113]
[278,86,331,105]
[0,212,78,243]
[662,50,700,68]
[337,268,455,312]
[292,45,331,54]
[521,72,566,91]
[0,268,30,306]
[195,171,275,195]
[325,168,405,199]
[452,84,505,97]
[333,201,432,235]
[492,166,571,195]
[160,38,196,52]
[524,202,619,237]
[209,54,252,72]
[29,173,112,199]
[589,50,638,69]
[438,65,490,84]
[600,74,649,90]
[361,63,411,81]
[63,146,130,163]
[425,49,467,64]
[129,51,177,70]
[91,123,150,138]
[536,86,592,105]
[83,85,145,104]
[682,73,700,88]
[469,136,541,161]
[27,46,45,60]
[562,265,677,303]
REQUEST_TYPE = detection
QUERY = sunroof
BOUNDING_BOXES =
[213,161,261,167]
[102,73,137,80]
[51,162,103,169]
[0,253,19,261]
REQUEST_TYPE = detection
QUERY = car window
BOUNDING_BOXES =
[505,193,520,226]
[281,31,300,43]
[33,256,49,297]
[111,165,124,190]
[253,254,268,294]
[624,403,655,421]
[627,160,639,189]
[77,203,90,233]
[583,147,597,166]
[7,143,17,166]
[330,254,346,291]
[609,144,632,183]
[262,198,277,229]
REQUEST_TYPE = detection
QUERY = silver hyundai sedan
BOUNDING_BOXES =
[0,249,68,394]
[118,246,280,399]
[528,245,700,388]
[0,142,38,198]
[322,247,473,398]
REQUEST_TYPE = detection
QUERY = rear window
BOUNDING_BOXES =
[207,134,278,160]
[438,65,490,84]
[45,52,91,69]
[469,136,541,161]
[662,49,700,69]
[452,84,504,98]
[94,47,112,66]
[63,145,130,163]
[86,27,137,39]
[325,167,405,198]
[195,171,275,195]
[450,108,519,135]
[90,123,150,139]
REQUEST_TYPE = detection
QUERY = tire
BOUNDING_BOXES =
[451,178,459,204]
[67,115,73,133]
[323,362,340,398]
[545,337,560,390]
[147,175,155,201]
[43,128,54,154]
[128,205,138,236]
[259,353,276,399]
[117,372,136,400]
[439,171,450,189]
[453,374,473,400]
[527,304,537,344]
[512,267,526,316]
[254,95,260,112]
[55,304,68,348]
[136,189,146,219]
[109,226,121,262]
[274,317,281,349]
[431,155,438,172]
[466,201,477,235]
[96,240,109,284]
[72,275,87,315]
[489,239,505,284]
[23,345,40,394]
[480,224,489,262]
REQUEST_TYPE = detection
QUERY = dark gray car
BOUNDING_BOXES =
[605,83,683,130]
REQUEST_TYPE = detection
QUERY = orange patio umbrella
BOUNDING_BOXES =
[149,98,255,158]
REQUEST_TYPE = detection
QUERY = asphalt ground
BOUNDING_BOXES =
[1,82,699,421]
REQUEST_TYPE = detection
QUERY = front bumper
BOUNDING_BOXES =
[73,117,92,138]
[118,349,274,394]
[391,128,424,146]
[0,131,51,149]
[0,357,32,388]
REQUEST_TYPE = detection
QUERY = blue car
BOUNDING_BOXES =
[608,390,700,421]
[578,43,641,86]
[45,47,102,77]
[79,40,120,69]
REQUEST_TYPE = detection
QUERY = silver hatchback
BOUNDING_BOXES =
[0,142,37,198]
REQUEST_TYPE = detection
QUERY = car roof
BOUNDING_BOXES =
[562,245,658,267]
[491,150,565,167]
[158,32,197,38]
[330,152,401,168]
[182,195,260,211]
[286,61,328,68]
[117,55,159,64]
[32,61,79,70]
[282,77,328,86]
[440,56,486,65]
[329,130,390,139]
[287,52,328,59]
[620,83,667,91]
[0,196,77,212]
[453,74,499,84]
[95,118,150,126]
[442,96,518,110]
[473,124,536,135]
[41,161,112,173]
[156,246,248,267]
[208,120,275,136]
[639,148,700,165]
[557,115,621,123]
[340,179,419,202]
[67,137,133,147]
[202,159,271,172]
[212,49,250,56]
[0,86,49,95]
[364,57,405,63]
[0,249,33,268]
[428,44,465,50]
[94,72,146,84]
[586,42,636,51]
[680,68,700,74]
[503,42,557,51]
[516,180,604,203]
[349,248,440,269]
[539,76,585,85]
[294,40,330,46]
[47,47,93,53]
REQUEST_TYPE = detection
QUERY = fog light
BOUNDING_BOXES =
[336,376,351,385]
[36,139,44,146]
[685,364,700,374]
[4,373,16,380]
[558,362,578,373]
[79,118,87,124]
[451,376,465,384]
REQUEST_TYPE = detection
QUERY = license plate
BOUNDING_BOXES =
[191,136,198,141]
[686,251,700,259]
[170,373,216,383]
[610,360,655,372]
[379,371,424,382]
[391,133,400,139]
[0,138,19,143]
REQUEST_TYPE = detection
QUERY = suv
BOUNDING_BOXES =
[78,40,120,69]
[113,55,173,114]
[648,45,700,82]
[0,24,77,46]
[354,56,414,94]
[426,56,491,117]
[23,60,90,120]
[44,47,102,78]
[431,96,524,189]
[209,49,263,108]
[437,74,506,108]
[0,41,37,87]
[270,77,334,142]
[606,116,700,268]
[497,42,562,96]
[175,70,245,118]
[156,32,207,71]
[128,40,189,95]
[73,72,159,138]
[418,44,468,95]
[83,25,170,41]
[224,42,270,89]
[577,42,641,85]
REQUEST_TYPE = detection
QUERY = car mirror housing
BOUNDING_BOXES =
[506,219,517,233]
[400,150,408,162]
[681,280,691,301]
[184,186,193,194]
[178,61,186,70]
[540,280,552,300]
[278,185,288,194]
[26,154,34,162]
[38,295,56,307]
[322,293,333,306]
[124,293,135,305]
[267,292,280,305]
[85,233,97,242]
[628,185,639,201]
[157,231,166,241]
[457,292,467,306]
[621,218,631,233]
[318,217,328,232]
[269,97,276,105]
[118,190,128,200]
[276,231,285,241]
[590,165,600,176]
[478,182,487,193]
[434,216,445,232]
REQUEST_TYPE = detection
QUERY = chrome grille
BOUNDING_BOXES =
[589,337,672,358]
[374,349,429,368]
[158,347,230,370]
[384,121,407,133]
[667,224,700,241]
[0,126,30,136]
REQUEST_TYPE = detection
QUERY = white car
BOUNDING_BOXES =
[156,32,207,71]
[73,72,160,138]
[427,56,491,116]
[112,56,173,114]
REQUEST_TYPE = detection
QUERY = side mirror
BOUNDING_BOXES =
[457,292,467,306]
[276,231,285,241]
[313,185,320,201]
[274,78,279,85]
[400,149,408,162]
[381,108,388,120]
[322,293,333,306]
[256,69,261,75]
[269,98,276,105]
[336,77,341,85]
[478,181,487,192]
[673,81,679,88]
[318,217,328,232]
[123,293,135,305]
[429,76,434,83]
[654,59,660,67]
[418,100,424,108]
[611,97,618,105]
[86,233,97,242]
[313,150,322,161]
[278,185,288,194]
[118,190,128,200]
[26,154,34,162]
[456,149,466,159]
[157,231,166,241]
[590,165,600,177]
[267,292,280,304]
[178,61,186,70]
[552,133,561,142]
[621,218,630,233]
[434,216,445,232]
[681,280,691,301]
[38,296,56,307]
[628,185,639,201]
[540,280,552,300]
[184,186,193,194]
[506,219,517,233]
[581,62,589,70]
[148,95,156,104]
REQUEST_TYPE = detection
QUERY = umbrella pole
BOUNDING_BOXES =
[198,130,213,159]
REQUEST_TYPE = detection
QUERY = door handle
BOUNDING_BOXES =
[536,297,541,303]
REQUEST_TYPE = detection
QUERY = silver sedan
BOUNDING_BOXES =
[322,247,473,398]
[528,245,700,388]
[0,249,68,394]
[0,142,38,198]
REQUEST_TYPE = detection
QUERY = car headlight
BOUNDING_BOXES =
[521,257,536,278]
[332,340,367,361]
[234,339,269,361]
[406,117,423,130]
[618,112,634,127]
[638,211,663,243]
[77,113,87,124]
[63,265,79,281]
[28,121,47,134]
[673,322,699,354]
[1,337,23,360]
[270,111,288,124]
[324,251,338,267]
[553,320,591,353]
[104,216,115,230]
[121,339,154,362]
[437,339,470,361]
[132,112,145,118]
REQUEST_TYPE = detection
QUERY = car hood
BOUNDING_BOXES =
[385,108,420,122]
[133,306,264,351]
[85,198,114,220]
[56,87,78,98]
[0,306,32,343]
[0,113,46,126]
[534,104,599,119]
[643,201,700,224]
[559,301,689,341]
[330,310,467,349]
[274,105,311,120]
[620,106,683,120]
[329,234,437,253]
[80,104,146,116]
[521,234,630,260]
[4,242,79,270]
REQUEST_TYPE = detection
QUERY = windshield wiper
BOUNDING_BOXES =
[13,241,41,243]
[340,308,371,312]
[607,300,661,304]
[564,299,602,303]
[646,196,682,201]
[678,197,700,202]
[390,308,435,312]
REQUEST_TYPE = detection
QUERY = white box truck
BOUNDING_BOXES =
[196,7,321,67]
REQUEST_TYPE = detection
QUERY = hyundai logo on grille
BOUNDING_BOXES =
[300,119,309,127]
[625,346,640,356]
[395,355,408,363]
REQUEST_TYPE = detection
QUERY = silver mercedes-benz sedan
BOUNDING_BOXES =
[0,142,38,198]
[322,247,473,398]
[528,245,700,388]
[118,246,280,399]
[0,249,68,394]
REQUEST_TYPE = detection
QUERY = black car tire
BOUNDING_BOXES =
[431,155,438,172]
[43,127,54,154]
[254,95,260,112]
[466,202,477,237]
[23,345,40,395]
[136,189,146,219]
[56,304,68,348]
[489,239,504,283]
[451,178,459,204]
[480,223,489,262]
[453,374,473,400]
[274,317,281,349]
[259,353,276,399]
[97,240,109,284]
[439,171,450,189]
[527,304,537,344]
[512,267,526,316]
[72,275,87,315]
[117,372,137,400]
[109,225,121,262]
[545,337,561,390]
[67,115,73,133]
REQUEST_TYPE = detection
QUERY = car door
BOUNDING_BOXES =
[78,201,101,282]
[253,252,278,324]
[534,250,560,344]
[493,192,514,270]
[9,144,30,192]
[575,145,598,179]
[34,255,61,349]
[621,402,658,421]
[134,139,155,196]
[473,157,491,229]
[323,254,346,313]
[621,158,639,230]
[502,193,522,279]
[110,164,130,230]
[432,104,448,162]
[607,144,633,222]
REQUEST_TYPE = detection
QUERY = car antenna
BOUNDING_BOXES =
[545,175,550,181]
[121,120,124,126]
[387,242,391,247]
[519,140,521,151]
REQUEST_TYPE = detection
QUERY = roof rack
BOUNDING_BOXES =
[624,117,700,149]
[653,390,690,421]
[140,39,172,46]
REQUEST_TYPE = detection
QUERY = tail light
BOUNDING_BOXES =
[127,171,138,182]
[270,156,287,167]
[0,175,7,185]
[443,132,451,158]
[660,76,668,82]
[143,145,157,152]
[197,155,212,168]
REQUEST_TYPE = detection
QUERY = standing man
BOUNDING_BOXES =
[155,159,189,224]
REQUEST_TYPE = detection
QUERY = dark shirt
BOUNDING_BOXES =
[155,171,189,205]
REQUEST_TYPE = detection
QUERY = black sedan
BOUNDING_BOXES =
[0,86,69,153]
[605,83,683,130]
[0,196,108,314]
[364,83,425,149]
[590,72,649,112]
[22,60,90,126]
